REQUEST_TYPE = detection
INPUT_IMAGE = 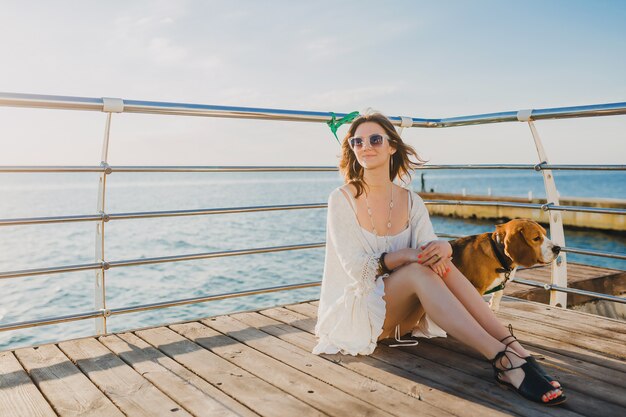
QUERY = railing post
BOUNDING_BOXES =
[94,98,123,334]
[521,115,568,308]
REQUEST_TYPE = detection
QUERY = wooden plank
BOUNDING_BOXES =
[13,344,124,417]
[296,302,626,413]
[496,310,626,361]
[513,264,617,282]
[509,263,626,306]
[58,337,192,417]
[424,325,626,393]
[232,311,513,417]
[382,342,626,417]
[135,325,321,417]
[381,334,626,413]
[567,263,618,274]
[520,263,618,278]
[0,351,56,417]
[293,301,626,370]
[257,307,581,417]
[302,300,626,388]
[497,301,626,344]
[292,301,626,414]
[99,333,253,417]
[176,318,397,417]
[492,319,626,372]
[203,314,451,417]
[501,298,626,335]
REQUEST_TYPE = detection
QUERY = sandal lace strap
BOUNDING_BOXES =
[491,348,524,381]
[499,324,518,345]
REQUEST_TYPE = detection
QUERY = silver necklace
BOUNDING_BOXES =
[364,185,394,250]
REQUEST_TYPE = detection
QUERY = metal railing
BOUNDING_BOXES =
[2,193,624,229]
[0,92,624,342]
[2,92,625,125]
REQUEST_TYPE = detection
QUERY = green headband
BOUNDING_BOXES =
[326,111,360,144]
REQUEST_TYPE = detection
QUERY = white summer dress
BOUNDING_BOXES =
[313,185,446,356]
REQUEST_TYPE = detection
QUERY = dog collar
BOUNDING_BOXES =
[489,233,514,273]
[485,233,515,296]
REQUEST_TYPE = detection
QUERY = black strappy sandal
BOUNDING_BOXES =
[500,324,562,389]
[491,348,567,406]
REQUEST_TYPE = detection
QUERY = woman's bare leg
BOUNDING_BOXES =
[440,263,560,388]
[382,262,504,357]
[441,263,529,353]
[380,262,562,401]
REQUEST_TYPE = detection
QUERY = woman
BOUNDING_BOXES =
[313,112,566,406]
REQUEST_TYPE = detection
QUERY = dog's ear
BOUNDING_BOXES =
[494,223,507,242]
[503,225,536,267]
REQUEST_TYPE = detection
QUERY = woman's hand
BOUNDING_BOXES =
[418,240,453,278]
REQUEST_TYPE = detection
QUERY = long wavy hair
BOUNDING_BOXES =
[339,113,426,198]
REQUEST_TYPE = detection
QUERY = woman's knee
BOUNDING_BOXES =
[394,262,441,289]
[397,261,438,276]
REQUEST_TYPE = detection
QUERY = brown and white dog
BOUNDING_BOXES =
[450,218,561,311]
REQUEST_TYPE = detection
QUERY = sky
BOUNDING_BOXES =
[0,0,625,166]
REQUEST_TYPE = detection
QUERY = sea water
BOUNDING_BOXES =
[0,169,624,350]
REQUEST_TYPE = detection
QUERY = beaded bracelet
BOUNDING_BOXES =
[377,252,391,276]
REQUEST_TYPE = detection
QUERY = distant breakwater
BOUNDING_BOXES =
[422,192,625,232]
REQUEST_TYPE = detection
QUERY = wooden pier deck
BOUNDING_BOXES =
[506,262,625,307]
[1,296,625,417]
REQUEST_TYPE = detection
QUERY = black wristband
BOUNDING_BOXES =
[379,252,391,274]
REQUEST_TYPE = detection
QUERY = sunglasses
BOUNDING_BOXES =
[348,133,389,150]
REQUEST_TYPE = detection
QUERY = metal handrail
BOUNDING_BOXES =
[559,247,626,261]
[0,166,106,173]
[0,165,338,173]
[424,200,626,215]
[0,262,103,280]
[435,103,626,127]
[420,164,626,171]
[2,244,622,334]
[531,164,626,171]
[2,198,623,229]
[420,234,626,261]
[511,277,626,304]
[0,281,321,332]
[2,229,622,280]
[0,214,104,226]
[108,281,321,316]
[1,272,623,334]
[1,92,625,127]
[0,242,325,279]
[0,310,105,333]
[0,203,328,227]
[0,234,621,331]
[545,204,625,215]
[113,165,338,172]
[1,164,625,173]
[108,242,324,268]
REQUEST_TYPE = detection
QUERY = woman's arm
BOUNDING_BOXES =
[383,242,452,277]
[381,248,417,270]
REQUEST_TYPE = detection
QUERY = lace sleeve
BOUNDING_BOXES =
[327,190,383,290]
[412,192,438,246]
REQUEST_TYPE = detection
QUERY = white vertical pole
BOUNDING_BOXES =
[95,98,123,335]
[525,118,568,308]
